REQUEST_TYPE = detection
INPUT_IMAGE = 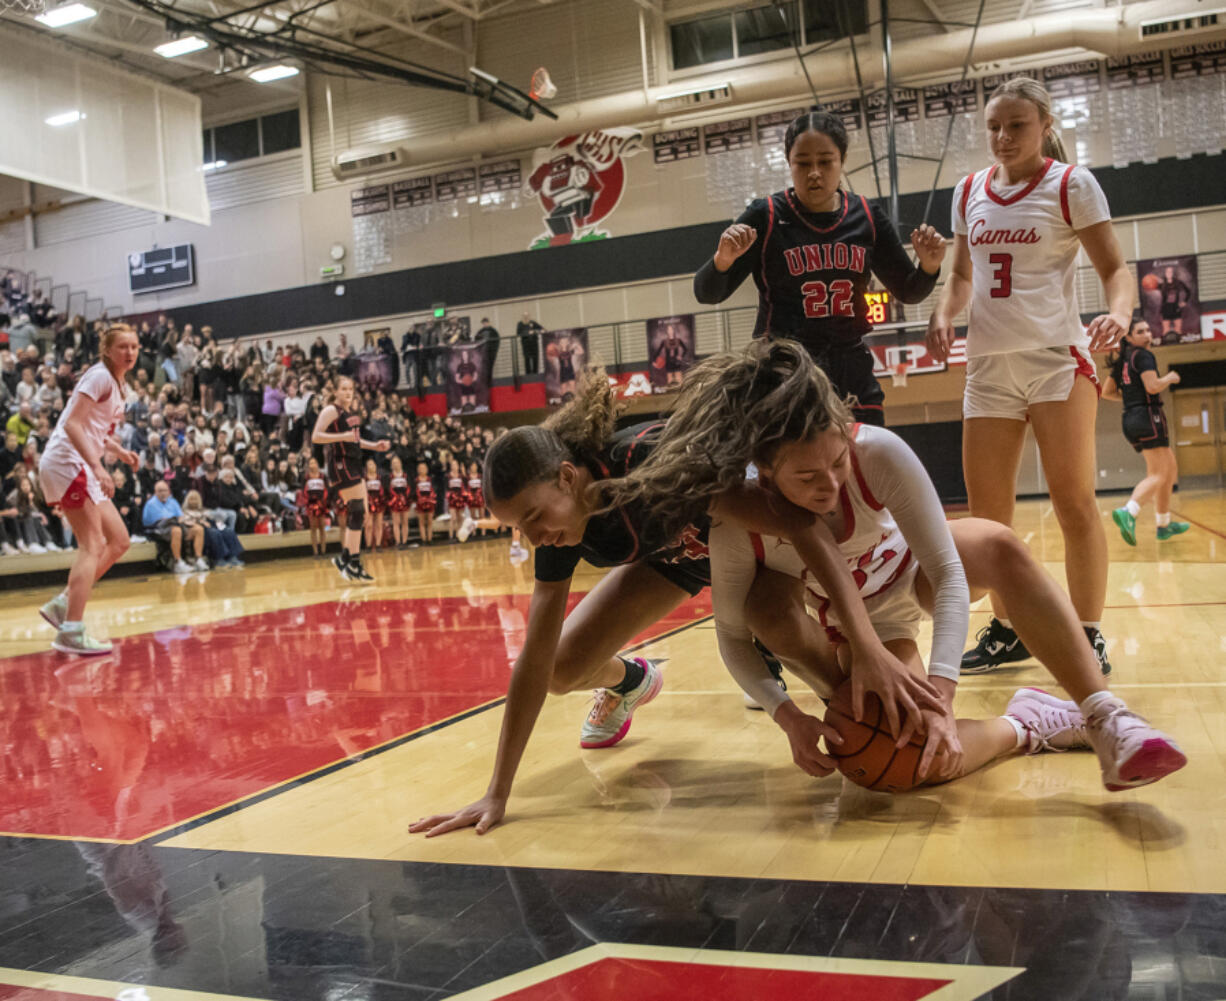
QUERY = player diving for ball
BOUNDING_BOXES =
[606,340,1186,791]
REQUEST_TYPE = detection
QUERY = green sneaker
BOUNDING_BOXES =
[52,627,113,656]
[1157,521,1190,541]
[1112,508,1137,547]
[39,592,69,629]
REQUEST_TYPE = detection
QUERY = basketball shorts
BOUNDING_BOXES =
[1122,405,1169,452]
[330,471,363,493]
[814,341,885,427]
[1160,302,1182,321]
[646,557,711,598]
[39,453,104,508]
[963,345,1098,421]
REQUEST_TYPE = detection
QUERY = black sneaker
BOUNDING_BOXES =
[961,617,1030,674]
[1085,626,1112,675]
[349,557,375,584]
[332,554,351,581]
[753,637,788,692]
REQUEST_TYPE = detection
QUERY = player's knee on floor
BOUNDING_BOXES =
[347,498,366,531]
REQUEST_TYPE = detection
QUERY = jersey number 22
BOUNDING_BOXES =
[801,279,856,318]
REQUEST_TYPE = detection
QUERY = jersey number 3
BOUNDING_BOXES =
[988,253,1012,298]
[801,279,856,318]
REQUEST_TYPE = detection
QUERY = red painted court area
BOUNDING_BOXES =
[0,990,112,1001]
[499,957,949,1001]
[0,592,712,842]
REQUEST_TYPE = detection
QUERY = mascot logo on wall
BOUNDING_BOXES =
[526,127,644,249]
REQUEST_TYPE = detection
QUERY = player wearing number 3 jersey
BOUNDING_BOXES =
[695,111,945,426]
[927,77,1135,677]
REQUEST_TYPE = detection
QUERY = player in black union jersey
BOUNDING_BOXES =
[694,111,946,425]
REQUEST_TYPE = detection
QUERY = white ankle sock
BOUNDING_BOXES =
[1156,511,1171,527]
[1002,714,1027,748]
[1125,500,1140,517]
[1079,690,1115,716]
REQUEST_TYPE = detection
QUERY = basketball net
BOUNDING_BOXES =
[2,0,47,14]
[891,362,908,388]
[529,66,557,102]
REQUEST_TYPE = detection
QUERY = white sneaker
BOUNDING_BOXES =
[194,557,209,571]
[45,541,61,552]
[130,534,147,544]
[579,658,664,749]
[457,516,477,543]
[1005,688,1088,753]
[1085,697,1187,791]
[39,592,69,630]
[30,543,47,554]
[0,543,17,555]
[508,542,529,566]
[173,559,194,574]
[16,541,28,553]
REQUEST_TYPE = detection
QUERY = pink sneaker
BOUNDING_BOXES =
[1086,697,1187,791]
[1005,688,1088,753]
[579,658,663,749]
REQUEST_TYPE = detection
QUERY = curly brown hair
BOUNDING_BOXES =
[595,339,853,546]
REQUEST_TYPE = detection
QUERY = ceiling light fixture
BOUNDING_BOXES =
[155,35,209,58]
[34,3,96,27]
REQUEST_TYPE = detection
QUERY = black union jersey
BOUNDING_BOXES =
[534,421,711,584]
[326,406,363,483]
[695,190,938,354]
[1116,347,1162,410]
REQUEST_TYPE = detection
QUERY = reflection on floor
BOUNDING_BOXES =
[2,494,1226,999]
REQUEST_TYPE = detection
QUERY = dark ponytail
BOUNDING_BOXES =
[783,111,849,161]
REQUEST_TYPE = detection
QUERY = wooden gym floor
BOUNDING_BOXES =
[2,493,1225,1000]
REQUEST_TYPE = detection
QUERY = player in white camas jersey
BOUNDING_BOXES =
[927,77,1135,678]
[36,325,141,655]
[618,342,1185,791]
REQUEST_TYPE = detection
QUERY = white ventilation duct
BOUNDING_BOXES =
[396,0,1224,169]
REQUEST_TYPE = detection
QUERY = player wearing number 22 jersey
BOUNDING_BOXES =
[694,190,939,425]
[954,158,1111,419]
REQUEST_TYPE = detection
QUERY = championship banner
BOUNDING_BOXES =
[445,339,492,415]
[646,314,696,393]
[1138,255,1202,344]
[542,328,588,405]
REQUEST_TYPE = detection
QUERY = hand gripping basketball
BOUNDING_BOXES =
[847,643,943,742]
[774,701,842,777]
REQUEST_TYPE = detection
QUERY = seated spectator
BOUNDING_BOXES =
[111,466,145,541]
[182,489,245,568]
[0,431,20,486]
[35,368,62,417]
[15,366,37,412]
[142,479,207,574]
[215,466,259,532]
[310,336,329,363]
[4,475,59,553]
[8,313,38,355]
[6,402,35,445]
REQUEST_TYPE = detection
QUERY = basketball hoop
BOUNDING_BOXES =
[891,362,908,388]
[529,66,557,102]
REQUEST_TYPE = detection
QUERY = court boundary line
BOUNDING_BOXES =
[144,611,714,848]
[1171,508,1226,543]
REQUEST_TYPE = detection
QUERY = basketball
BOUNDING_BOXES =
[823,680,927,793]
[459,373,474,386]
[653,354,667,370]
[1141,273,1161,290]
[545,342,559,359]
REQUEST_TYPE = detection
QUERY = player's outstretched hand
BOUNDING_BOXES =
[1086,311,1130,352]
[916,706,962,781]
[774,701,842,778]
[925,312,957,364]
[848,644,943,741]
[713,224,757,272]
[409,795,506,837]
[911,224,946,273]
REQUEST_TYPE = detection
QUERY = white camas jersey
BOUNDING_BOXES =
[953,159,1111,357]
[44,363,124,468]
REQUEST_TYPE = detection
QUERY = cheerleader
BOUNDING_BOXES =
[386,456,413,548]
[363,458,387,552]
[311,375,390,584]
[445,460,469,543]
[466,461,486,531]
[36,324,141,655]
[1102,318,1189,544]
[694,110,945,425]
[302,456,330,558]
[414,461,437,545]
[927,76,1133,675]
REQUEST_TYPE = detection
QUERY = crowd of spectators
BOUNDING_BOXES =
[0,269,510,568]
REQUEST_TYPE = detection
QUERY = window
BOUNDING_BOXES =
[670,14,733,70]
[669,0,867,70]
[213,118,259,164]
[260,109,300,155]
[735,2,797,57]
[201,109,302,168]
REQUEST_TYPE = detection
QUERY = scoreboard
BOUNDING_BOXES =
[864,290,892,325]
[128,245,195,295]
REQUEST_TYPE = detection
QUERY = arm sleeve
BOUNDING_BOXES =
[869,203,940,304]
[709,519,793,716]
[692,201,767,304]
[1067,167,1111,230]
[856,428,968,682]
